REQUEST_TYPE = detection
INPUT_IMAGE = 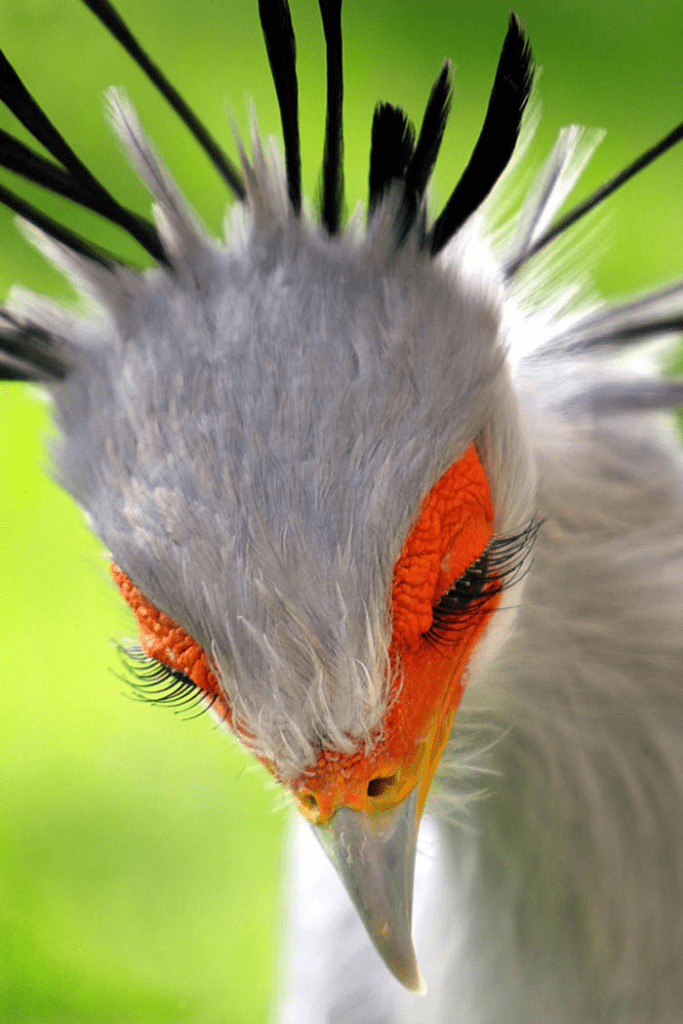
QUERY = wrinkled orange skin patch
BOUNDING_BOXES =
[110,445,497,822]
[110,564,233,727]
[391,445,494,649]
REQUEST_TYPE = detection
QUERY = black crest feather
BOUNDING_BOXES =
[0,49,163,264]
[368,104,416,218]
[399,59,453,242]
[368,61,452,245]
[79,0,246,201]
[317,0,345,235]
[506,120,683,276]
[406,59,452,206]
[258,0,302,216]
[0,179,121,269]
[0,312,69,383]
[429,13,533,255]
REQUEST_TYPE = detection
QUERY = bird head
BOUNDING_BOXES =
[0,0,540,990]
[99,193,538,985]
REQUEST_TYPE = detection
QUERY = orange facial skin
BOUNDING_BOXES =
[293,444,498,823]
[110,564,233,727]
[111,444,498,824]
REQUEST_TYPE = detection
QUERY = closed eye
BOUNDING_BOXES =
[115,643,216,720]
[424,519,541,647]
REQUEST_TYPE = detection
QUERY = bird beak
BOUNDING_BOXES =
[310,784,426,992]
[301,683,459,990]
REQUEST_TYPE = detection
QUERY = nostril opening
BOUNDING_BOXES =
[367,773,398,798]
[300,792,318,810]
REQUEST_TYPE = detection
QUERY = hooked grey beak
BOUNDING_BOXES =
[310,785,426,993]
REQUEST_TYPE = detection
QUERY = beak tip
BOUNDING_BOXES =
[312,791,428,994]
[397,950,423,991]
[403,961,428,995]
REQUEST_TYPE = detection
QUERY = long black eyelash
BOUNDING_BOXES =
[115,643,216,721]
[424,519,541,649]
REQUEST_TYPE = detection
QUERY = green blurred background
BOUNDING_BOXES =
[1,1,682,1021]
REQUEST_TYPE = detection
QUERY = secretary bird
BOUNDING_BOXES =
[2,1,683,1021]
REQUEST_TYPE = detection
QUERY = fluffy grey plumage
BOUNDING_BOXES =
[12,92,535,779]
[2,5,683,1022]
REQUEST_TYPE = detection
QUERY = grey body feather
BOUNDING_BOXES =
[3,74,683,1023]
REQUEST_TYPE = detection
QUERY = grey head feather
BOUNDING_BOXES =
[10,100,527,778]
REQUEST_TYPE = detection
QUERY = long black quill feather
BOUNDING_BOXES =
[407,60,452,206]
[506,120,683,276]
[318,0,344,234]
[0,312,69,382]
[258,0,302,216]
[0,51,166,262]
[429,14,533,255]
[0,180,123,269]
[79,0,246,200]
[368,104,415,218]
[397,59,452,243]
